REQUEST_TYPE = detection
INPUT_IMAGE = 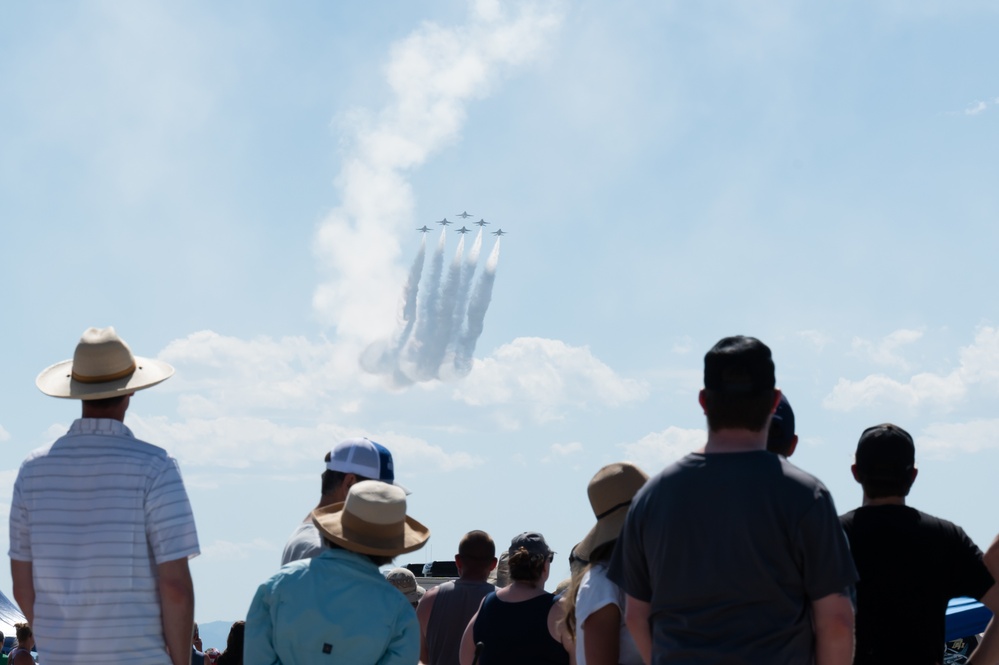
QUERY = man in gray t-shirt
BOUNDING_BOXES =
[608,336,857,664]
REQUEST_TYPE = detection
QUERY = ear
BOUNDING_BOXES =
[489,557,498,572]
[910,467,918,484]
[698,389,707,413]
[771,389,783,414]
[342,473,359,491]
[851,464,862,484]
[786,434,799,457]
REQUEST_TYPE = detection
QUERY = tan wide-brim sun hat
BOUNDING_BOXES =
[575,462,649,562]
[313,480,430,557]
[36,327,174,401]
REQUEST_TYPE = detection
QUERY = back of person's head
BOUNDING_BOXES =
[507,532,552,583]
[219,620,245,664]
[854,423,916,498]
[702,336,776,432]
[767,394,797,456]
[491,550,511,588]
[14,622,31,645]
[457,530,497,579]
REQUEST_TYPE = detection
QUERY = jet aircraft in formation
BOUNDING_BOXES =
[417,225,431,233]
[491,229,507,236]
[456,211,473,219]
[436,218,451,226]
[474,219,489,227]
[456,226,471,235]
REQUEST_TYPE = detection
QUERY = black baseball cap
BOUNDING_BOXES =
[767,394,796,452]
[704,336,776,395]
[855,423,915,480]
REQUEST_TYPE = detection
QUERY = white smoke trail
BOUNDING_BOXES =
[453,238,501,375]
[311,1,563,353]
[359,235,427,381]
[401,229,447,381]
[451,229,483,344]
[418,234,467,377]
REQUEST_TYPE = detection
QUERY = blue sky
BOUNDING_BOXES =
[2,0,999,623]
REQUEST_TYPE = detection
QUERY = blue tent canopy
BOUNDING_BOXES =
[947,597,993,642]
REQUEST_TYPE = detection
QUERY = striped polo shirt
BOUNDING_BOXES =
[9,418,200,665]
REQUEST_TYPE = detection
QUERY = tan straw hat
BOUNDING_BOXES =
[36,327,174,400]
[312,480,430,557]
[575,462,648,562]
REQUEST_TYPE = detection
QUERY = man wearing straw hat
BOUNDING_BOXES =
[245,480,430,664]
[9,327,199,665]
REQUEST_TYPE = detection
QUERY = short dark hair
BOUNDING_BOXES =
[325,540,393,567]
[83,394,129,410]
[458,530,495,560]
[703,389,775,432]
[855,424,916,499]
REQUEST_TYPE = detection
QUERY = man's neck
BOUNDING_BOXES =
[703,429,767,454]
[862,495,906,507]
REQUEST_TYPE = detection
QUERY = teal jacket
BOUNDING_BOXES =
[245,548,419,665]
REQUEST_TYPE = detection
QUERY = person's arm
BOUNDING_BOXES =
[10,560,34,626]
[458,601,483,665]
[415,584,437,664]
[158,557,195,665]
[583,604,621,665]
[624,594,652,665]
[968,584,999,664]
[549,596,577,665]
[245,583,280,665]
[377,604,421,665]
[811,591,854,665]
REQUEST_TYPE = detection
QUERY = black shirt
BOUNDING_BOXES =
[840,505,994,665]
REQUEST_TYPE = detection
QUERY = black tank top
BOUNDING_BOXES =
[472,591,569,665]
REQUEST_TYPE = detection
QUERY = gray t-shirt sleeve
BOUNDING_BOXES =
[795,489,859,601]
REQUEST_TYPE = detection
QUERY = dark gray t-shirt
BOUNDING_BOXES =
[608,451,858,665]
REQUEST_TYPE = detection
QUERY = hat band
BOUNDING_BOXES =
[595,499,632,521]
[72,362,137,384]
[342,510,405,550]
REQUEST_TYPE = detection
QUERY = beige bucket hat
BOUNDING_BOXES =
[575,462,648,562]
[36,327,174,400]
[385,567,426,604]
[312,480,430,557]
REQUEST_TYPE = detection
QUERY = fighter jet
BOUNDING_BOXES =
[474,219,489,227]
[491,229,507,236]
[455,226,471,235]
[456,211,473,219]
[417,225,431,233]
[436,218,452,226]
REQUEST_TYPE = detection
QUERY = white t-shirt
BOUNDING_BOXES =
[575,562,643,665]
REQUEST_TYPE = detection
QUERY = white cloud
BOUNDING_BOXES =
[965,100,988,116]
[919,419,999,459]
[160,330,373,417]
[542,441,583,463]
[199,538,276,563]
[618,426,705,474]
[850,328,923,369]
[311,0,565,342]
[455,337,648,422]
[824,327,999,413]
[797,330,833,351]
